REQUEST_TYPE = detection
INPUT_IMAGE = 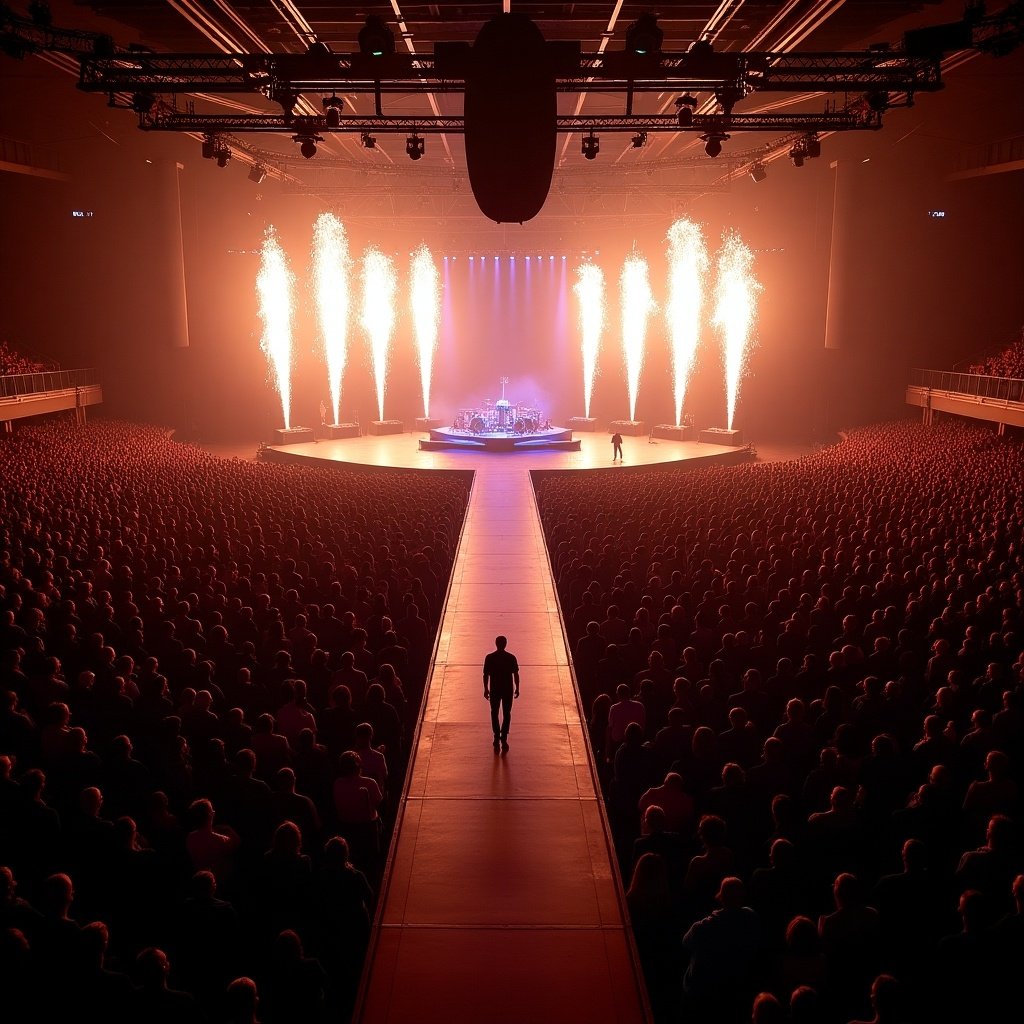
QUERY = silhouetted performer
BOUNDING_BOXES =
[611,431,624,461]
[483,635,519,752]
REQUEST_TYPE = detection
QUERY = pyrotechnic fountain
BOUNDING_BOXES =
[665,219,708,430]
[619,252,656,428]
[257,227,296,432]
[572,263,605,428]
[360,247,398,429]
[713,231,761,433]
[311,213,351,426]
[410,245,441,427]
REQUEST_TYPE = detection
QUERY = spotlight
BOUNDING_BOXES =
[625,12,663,55]
[294,135,319,159]
[582,132,600,160]
[359,14,395,57]
[360,132,377,149]
[790,145,805,168]
[804,134,821,159]
[131,92,154,114]
[322,95,343,128]
[275,89,297,121]
[702,133,727,158]
[248,164,267,184]
[749,162,767,183]
[631,131,648,149]
[406,134,424,160]
[675,93,698,127]
[201,135,216,160]
[215,147,231,168]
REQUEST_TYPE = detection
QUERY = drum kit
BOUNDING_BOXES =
[453,396,543,435]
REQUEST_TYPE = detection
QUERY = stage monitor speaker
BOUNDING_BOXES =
[465,14,556,224]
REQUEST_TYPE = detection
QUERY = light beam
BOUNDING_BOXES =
[620,252,656,422]
[574,263,605,419]
[666,219,709,427]
[311,213,351,425]
[256,227,295,430]
[410,245,441,418]
[361,247,398,422]
[713,231,761,431]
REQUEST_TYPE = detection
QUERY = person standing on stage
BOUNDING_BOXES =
[483,635,520,753]
[611,431,624,462]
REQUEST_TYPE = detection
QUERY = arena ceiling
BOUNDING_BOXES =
[5,1,1018,220]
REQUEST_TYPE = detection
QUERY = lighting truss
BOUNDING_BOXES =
[77,48,943,99]
[139,109,881,135]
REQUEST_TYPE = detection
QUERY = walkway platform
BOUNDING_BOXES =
[355,459,650,1023]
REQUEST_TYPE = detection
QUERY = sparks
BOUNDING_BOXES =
[256,227,295,430]
[410,245,441,419]
[666,219,709,427]
[620,252,656,422]
[574,263,605,419]
[360,247,398,422]
[311,213,351,425]
[713,231,761,431]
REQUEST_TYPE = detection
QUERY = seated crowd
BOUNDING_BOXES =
[535,418,1024,1024]
[968,328,1024,378]
[0,339,48,376]
[0,419,470,1022]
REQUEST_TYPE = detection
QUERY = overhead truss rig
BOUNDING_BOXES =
[78,48,942,129]
[140,110,881,135]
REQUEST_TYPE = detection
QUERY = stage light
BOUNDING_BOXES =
[675,93,698,127]
[201,135,216,160]
[406,135,425,160]
[749,162,767,183]
[360,132,377,149]
[248,164,267,184]
[582,132,600,160]
[790,145,804,167]
[322,95,343,128]
[359,14,395,57]
[215,147,231,168]
[631,132,648,149]
[131,92,154,114]
[276,89,297,121]
[804,134,821,159]
[625,12,663,55]
[703,133,727,158]
[294,135,318,159]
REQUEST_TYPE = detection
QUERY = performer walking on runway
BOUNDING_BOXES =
[483,635,520,753]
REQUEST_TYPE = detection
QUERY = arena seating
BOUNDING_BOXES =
[0,419,470,1023]
[968,331,1024,378]
[534,418,1024,1024]
[0,339,49,375]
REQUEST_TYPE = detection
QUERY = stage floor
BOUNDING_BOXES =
[257,431,752,471]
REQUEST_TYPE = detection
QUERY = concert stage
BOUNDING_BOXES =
[419,425,580,453]
[259,431,754,472]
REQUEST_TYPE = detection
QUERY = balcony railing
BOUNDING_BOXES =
[0,368,99,400]
[909,368,1024,404]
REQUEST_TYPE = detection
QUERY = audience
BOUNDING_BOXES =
[536,417,1024,1022]
[967,327,1024,378]
[0,339,48,376]
[0,418,470,1021]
